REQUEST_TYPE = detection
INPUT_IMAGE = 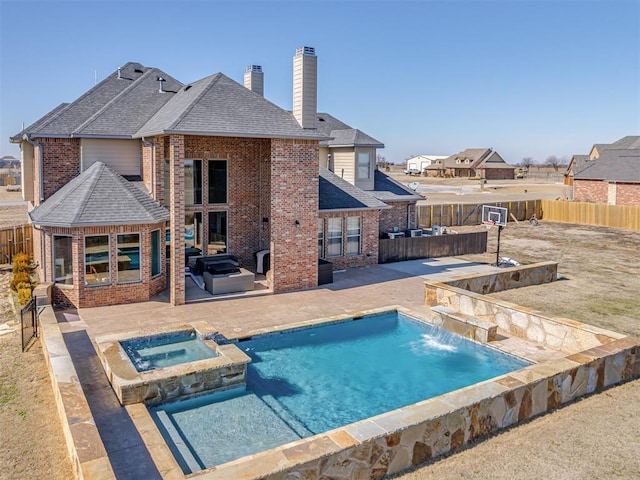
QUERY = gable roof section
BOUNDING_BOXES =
[29,162,170,227]
[315,113,384,148]
[372,170,423,202]
[136,73,327,140]
[319,167,388,211]
[574,151,640,183]
[610,136,640,149]
[14,63,181,140]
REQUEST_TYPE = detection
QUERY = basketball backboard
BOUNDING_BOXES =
[481,205,508,227]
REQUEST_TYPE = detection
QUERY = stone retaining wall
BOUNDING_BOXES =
[39,306,115,480]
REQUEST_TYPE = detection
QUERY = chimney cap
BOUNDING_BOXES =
[246,65,262,73]
[296,46,316,56]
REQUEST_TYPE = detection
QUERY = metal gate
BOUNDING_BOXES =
[20,298,38,351]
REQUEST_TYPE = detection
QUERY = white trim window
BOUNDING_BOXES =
[357,152,371,179]
[327,217,343,257]
[85,235,110,286]
[318,218,325,258]
[53,235,73,285]
[346,216,362,255]
[117,233,141,284]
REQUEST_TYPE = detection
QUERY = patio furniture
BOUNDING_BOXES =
[203,268,255,295]
[195,254,239,275]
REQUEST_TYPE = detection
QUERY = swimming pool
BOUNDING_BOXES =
[149,311,529,472]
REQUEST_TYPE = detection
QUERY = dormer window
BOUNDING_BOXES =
[357,152,371,180]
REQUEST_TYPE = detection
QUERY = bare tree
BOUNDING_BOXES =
[545,155,561,171]
[521,157,534,168]
[376,153,388,169]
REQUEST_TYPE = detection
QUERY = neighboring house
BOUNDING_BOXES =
[405,155,448,174]
[573,150,640,206]
[11,46,420,309]
[567,136,640,205]
[424,148,515,179]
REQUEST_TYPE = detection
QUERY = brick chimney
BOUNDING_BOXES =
[293,46,317,129]
[244,65,264,96]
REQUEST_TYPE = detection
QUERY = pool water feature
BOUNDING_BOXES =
[149,311,529,472]
[120,330,217,372]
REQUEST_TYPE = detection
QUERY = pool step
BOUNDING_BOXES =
[430,306,498,343]
[260,394,314,439]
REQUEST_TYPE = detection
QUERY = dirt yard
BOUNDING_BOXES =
[0,189,639,479]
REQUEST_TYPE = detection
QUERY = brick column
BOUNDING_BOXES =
[154,137,165,205]
[169,135,185,305]
[269,138,319,292]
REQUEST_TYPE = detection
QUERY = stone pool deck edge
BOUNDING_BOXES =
[124,305,640,480]
[39,306,116,480]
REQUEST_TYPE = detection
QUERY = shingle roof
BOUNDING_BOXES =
[315,113,384,148]
[610,136,640,149]
[568,154,591,174]
[29,162,170,227]
[574,151,640,183]
[136,73,328,140]
[372,170,423,202]
[14,63,181,139]
[319,167,388,211]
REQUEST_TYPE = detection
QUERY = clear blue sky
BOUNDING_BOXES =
[1,0,638,165]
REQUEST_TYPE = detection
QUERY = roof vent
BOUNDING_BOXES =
[157,76,166,93]
[117,67,122,79]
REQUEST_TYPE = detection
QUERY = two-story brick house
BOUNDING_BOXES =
[11,46,420,309]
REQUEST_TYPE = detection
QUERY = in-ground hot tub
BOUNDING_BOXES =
[94,321,250,405]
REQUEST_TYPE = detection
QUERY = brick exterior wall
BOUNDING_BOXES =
[39,138,81,201]
[269,139,319,291]
[616,183,640,206]
[379,201,416,233]
[573,179,608,203]
[42,223,166,309]
[169,135,186,306]
[319,210,379,270]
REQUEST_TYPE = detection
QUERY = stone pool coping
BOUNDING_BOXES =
[38,262,640,480]
[125,305,640,480]
[94,322,250,405]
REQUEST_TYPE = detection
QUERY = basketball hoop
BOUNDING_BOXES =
[483,220,496,230]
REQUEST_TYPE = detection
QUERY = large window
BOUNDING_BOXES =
[318,219,325,258]
[185,212,203,251]
[85,235,110,286]
[346,216,362,255]
[117,233,141,283]
[185,159,202,205]
[208,160,228,204]
[357,152,371,179]
[151,230,161,277]
[327,218,343,257]
[53,236,73,285]
[208,211,227,255]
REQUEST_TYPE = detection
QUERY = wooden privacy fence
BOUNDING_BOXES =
[416,200,543,228]
[541,200,640,231]
[0,224,33,264]
[379,231,487,264]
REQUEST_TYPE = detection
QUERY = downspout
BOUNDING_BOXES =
[142,137,155,198]
[29,217,47,282]
[23,134,44,203]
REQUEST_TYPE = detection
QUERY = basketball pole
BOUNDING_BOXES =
[496,225,503,266]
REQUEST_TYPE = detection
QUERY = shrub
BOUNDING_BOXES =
[17,286,32,305]
[10,271,31,292]
[12,253,31,274]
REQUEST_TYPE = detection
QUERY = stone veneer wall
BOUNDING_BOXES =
[424,262,620,353]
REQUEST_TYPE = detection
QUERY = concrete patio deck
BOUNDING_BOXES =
[52,257,504,479]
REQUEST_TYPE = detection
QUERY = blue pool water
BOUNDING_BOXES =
[149,312,529,472]
[121,330,217,372]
